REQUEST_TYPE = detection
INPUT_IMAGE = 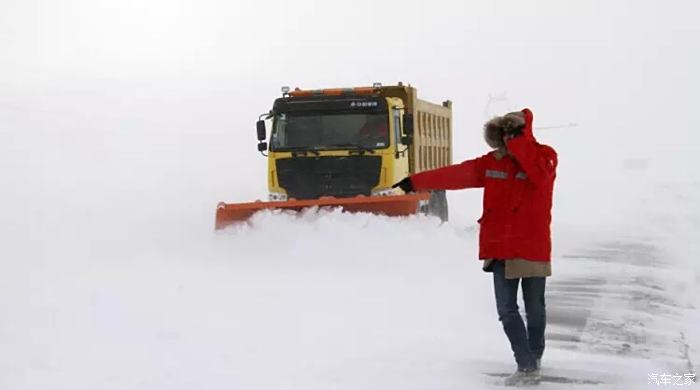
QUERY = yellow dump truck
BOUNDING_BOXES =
[215,82,453,228]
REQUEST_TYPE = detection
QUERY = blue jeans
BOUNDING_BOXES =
[491,260,546,369]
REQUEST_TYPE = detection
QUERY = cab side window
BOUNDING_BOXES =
[393,108,401,146]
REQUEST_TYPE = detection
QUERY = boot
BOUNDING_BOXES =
[504,365,540,386]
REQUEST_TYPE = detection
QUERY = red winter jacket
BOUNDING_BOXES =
[410,109,558,261]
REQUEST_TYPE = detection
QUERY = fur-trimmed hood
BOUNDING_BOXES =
[484,111,527,149]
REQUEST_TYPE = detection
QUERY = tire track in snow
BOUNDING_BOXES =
[547,240,693,376]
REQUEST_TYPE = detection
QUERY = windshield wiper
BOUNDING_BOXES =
[291,150,321,157]
[277,147,321,156]
[331,144,376,154]
[276,145,375,155]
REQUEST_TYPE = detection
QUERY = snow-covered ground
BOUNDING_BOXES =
[1,1,699,389]
[1,181,697,389]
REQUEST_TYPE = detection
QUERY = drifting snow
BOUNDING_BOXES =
[1,190,698,389]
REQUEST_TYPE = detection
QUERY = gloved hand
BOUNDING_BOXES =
[392,177,414,193]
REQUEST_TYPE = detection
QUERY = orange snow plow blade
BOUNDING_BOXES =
[215,193,430,230]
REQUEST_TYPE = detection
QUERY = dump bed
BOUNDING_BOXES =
[379,84,452,174]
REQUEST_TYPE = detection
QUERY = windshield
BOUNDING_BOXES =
[271,112,389,151]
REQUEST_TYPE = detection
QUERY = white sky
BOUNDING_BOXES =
[2,0,698,142]
[1,0,699,221]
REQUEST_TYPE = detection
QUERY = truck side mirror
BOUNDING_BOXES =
[256,120,266,141]
[403,113,414,136]
[257,142,268,152]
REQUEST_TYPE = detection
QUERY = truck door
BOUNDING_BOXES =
[391,106,410,181]
[393,107,402,154]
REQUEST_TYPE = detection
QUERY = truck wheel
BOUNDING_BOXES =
[427,190,449,222]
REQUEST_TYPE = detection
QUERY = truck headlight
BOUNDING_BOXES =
[268,192,288,201]
[371,188,396,197]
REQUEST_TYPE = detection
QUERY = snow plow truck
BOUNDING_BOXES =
[215,82,453,229]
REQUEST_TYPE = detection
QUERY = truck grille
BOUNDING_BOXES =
[276,156,382,200]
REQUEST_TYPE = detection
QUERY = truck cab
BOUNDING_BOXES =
[250,83,452,222]
[259,88,413,202]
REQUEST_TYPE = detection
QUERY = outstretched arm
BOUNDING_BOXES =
[407,156,487,191]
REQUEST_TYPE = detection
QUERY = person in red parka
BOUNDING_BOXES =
[393,108,557,383]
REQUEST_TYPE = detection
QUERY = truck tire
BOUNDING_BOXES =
[427,190,449,222]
